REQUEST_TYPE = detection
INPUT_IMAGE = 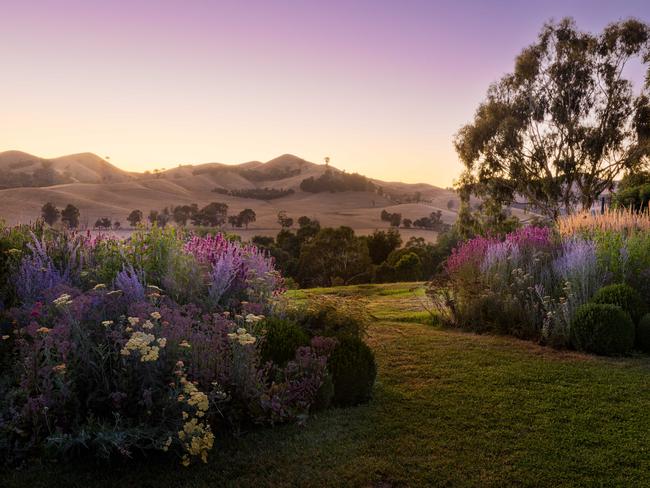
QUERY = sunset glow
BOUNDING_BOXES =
[2,0,648,186]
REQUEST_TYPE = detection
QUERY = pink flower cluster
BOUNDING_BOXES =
[504,226,554,250]
[445,235,498,275]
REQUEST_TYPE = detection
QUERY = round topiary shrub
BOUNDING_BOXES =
[571,303,635,355]
[260,317,309,366]
[636,313,650,353]
[591,283,647,324]
[311,373,335,412]
[328,337,377,406]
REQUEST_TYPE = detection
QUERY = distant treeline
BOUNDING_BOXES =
[212,187,295,200]
[300,169,376,193]
[240,167,302,181]
[380,210,451,232]
[192,166,302,181]
[0,161,72,189]
[252,217,460,288]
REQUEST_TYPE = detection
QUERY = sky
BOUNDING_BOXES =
[1,0,648,187]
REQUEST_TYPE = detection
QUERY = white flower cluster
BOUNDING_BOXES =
[52,293,73,308]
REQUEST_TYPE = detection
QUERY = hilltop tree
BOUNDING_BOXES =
[192,202,228,227]
[61,204,80,228]
[172,205,196,226]
[277,211,293,229]
[228,215,242,229]
[127,209,143,227]
[41,202,60,226]
[455,18,650,220]
[238,208,256,229]
[148,210,159,225]
[157,208,171,227]
[389,213,402,227]
[95,217,112,230]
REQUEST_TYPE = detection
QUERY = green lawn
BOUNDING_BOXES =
[4,283,650,487]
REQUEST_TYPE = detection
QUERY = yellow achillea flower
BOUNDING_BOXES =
[36,327,51,334]
[178,417,214,466]
[101,320,113,327]
[227,328,256,345]
[150,311,161,320]
[175,369,214,466]
[120,331,161,362]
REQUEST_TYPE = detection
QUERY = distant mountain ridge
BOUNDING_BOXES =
[0,150,472,237]
[0,151,419,193]
[0,150,133,185]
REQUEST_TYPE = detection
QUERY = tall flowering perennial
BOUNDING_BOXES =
[445,235,498,275]
[441,226,592,344]
[114,264,146,302]
[184,234,283,309]
[15,235,65,303]
[175,361,214,466]
[438,220,650,348]
[504,225,554,249]
[552,238,602,306]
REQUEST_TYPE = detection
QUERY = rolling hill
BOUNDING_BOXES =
[0,151,471,240]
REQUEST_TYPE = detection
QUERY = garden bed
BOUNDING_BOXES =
[4,283,650,487]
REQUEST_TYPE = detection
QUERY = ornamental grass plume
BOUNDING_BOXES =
[557,209,650,236]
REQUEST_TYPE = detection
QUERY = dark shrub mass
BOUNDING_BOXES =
[636,313,650,352]
[571,303,635,356]
[260,317,310,366]
[591,284,647,325]
[328,337,377,406]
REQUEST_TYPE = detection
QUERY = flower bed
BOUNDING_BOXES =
[0,223,374,466]
[437,213,650,353]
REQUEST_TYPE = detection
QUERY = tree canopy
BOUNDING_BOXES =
[41,202,60,226]
[455,18,650,221]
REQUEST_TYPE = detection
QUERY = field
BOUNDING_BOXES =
[4,283,650,487]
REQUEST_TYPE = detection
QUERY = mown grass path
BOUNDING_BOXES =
[5,283,650,487]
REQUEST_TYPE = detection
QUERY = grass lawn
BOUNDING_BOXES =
[4,283,650,487]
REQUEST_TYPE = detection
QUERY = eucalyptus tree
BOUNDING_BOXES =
[455,18,650,222]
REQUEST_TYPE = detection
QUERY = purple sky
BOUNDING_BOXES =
[2,0,648,185]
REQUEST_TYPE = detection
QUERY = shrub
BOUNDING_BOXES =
[260,317,309,366]
[311,373,335,412]
[328,337,376,406]
[591,284,647,325]
[292,295,369,340]
[571,303,635,355]
[637,313,650,352]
